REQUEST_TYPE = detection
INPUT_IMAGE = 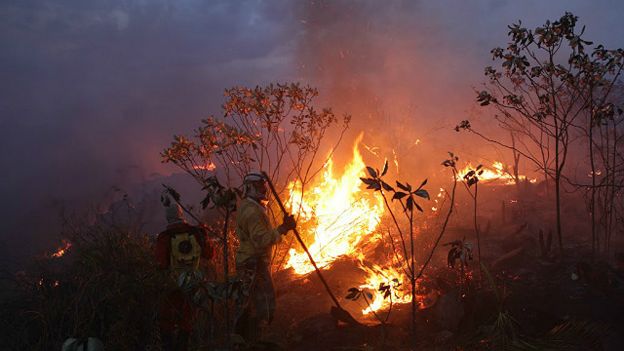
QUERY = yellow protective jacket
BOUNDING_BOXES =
[235,198,282,265]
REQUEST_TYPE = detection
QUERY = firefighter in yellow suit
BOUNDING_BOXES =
[234,171,295,343]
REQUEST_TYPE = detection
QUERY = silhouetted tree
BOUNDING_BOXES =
[458,13,624,254]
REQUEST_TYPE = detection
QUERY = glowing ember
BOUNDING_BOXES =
[431,187,445,212]
[363,143,381,157]
[285,134,385,275]
[589,170,602,177]
[192,162,216,171]
[51,240,72,258]
[457,161,536,185]
[392,149,399,174]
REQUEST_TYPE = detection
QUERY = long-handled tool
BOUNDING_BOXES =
[261,171,362,326]
[162,184,225,244]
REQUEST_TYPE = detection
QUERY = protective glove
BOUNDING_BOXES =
[278,213,296,234]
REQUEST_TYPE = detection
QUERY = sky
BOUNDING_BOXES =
[1,0,623,261]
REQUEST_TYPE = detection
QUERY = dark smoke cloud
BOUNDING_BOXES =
[0,0,297,260]
[1,0,623,261]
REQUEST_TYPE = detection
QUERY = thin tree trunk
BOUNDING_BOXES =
[589,115,597,259]
[409,208,416,347]
[549,49,563,256]
[510,132,522,196]
[607,122,618,255]
[222,209,231,346]
[474,183,482,282]
[604,123,611,254]
[555,125,563,255]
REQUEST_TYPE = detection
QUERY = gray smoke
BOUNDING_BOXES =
[292,0,624,177]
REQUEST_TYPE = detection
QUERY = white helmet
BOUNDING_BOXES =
[243,171,265,183]
[243,171,267,201]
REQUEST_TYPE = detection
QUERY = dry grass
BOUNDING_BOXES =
[0,222,169,350]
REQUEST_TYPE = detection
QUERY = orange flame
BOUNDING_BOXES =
[457,161,536,185]
[358,264,410,314]
[284,134,433,315]
[192,162,216,171]
[358,264,439,314]
[51,240,72,258]
[285,134,385,275]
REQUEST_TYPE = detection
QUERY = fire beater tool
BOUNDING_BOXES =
[261,171,362,326]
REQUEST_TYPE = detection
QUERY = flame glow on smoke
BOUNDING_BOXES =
[457,161,536,185]
[285,134,385,275]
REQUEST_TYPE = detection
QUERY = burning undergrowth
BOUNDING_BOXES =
[275,134,542,324]
[0,219,168,350]
[280,134,454,319]
[4,126,622,351]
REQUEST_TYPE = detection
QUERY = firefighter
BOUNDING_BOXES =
[155,191,214,351]
[234,171,295,342]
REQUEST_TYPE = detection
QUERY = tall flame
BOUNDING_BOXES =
[284,134,429,315]
[285,134,385,275]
